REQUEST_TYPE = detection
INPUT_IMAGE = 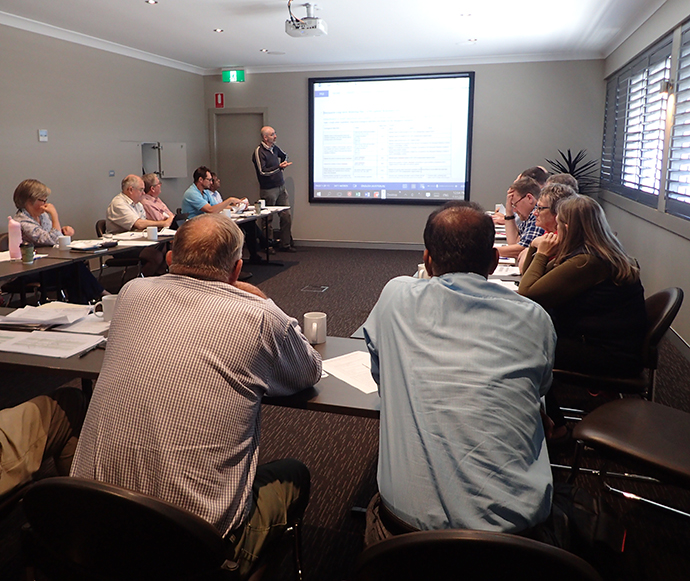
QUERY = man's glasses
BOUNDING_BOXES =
[511,195,527,209]
[535,205,551,212]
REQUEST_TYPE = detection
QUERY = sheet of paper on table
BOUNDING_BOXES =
[493,265,520,277]
[159,228,176,236]
[322,351,378,394]
[54,313,110,334]
[3,304,91,325]
[115,240,158,247]
[112,232,147,240]
[0,330,104,358]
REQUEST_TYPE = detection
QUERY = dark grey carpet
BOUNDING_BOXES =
[2,247,690,581]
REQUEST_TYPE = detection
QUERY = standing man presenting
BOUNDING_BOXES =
[252,126,295,252]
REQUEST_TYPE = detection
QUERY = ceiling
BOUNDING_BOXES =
[0,0,667,74]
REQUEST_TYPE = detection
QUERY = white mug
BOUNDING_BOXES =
[94,295,118,322]
[58,235,71,250]
[304,312,327,345]
[146,226,158,240]
[259,199,266,210]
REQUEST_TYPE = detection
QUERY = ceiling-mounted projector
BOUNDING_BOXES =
[286,2,327,37]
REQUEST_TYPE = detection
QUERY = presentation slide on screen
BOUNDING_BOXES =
[311,75,472,203]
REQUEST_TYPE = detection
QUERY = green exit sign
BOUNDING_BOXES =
[222,70,245,83]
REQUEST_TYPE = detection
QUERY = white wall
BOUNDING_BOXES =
[599,0,690,343]
[205,59,606,247]
[0,24,208,238]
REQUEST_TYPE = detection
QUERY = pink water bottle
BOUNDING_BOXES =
[8,216,22,259]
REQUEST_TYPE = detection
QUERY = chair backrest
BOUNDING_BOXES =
[172,210,189,230]
[23,477,227,581]
[95,219,106,237]
[354,529,603,581]
[643,287,684,369]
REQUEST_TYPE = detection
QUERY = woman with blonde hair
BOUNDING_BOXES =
[519,195,646,376]
[519,196,646,441]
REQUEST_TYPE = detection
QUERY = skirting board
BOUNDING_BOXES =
[295,239,425,251]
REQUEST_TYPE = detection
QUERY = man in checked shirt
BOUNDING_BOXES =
[71,213,322,578]
[497,176,544,259]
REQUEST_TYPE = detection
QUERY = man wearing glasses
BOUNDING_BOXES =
[182,166,241,219]
[498,176,544,258]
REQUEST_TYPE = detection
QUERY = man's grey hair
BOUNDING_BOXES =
[142,173,160,193]
[169,214,244,282]
[121,174,142,193]
[546,172,579,193]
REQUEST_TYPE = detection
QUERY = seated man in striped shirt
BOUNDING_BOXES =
[71,213,322,578]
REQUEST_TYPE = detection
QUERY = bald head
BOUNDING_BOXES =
[121,174,145,203]
[261,126,277,146]
[169,214,244,283]
[423,202,497,277]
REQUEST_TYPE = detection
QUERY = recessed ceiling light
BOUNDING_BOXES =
[468,38,478,43]
[213,28,224,33]
[259,48,269,53]
[145,0,158,4]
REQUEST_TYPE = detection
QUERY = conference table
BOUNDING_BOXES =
[0,235,175,305]
[0,253,77,305]
[0,325,381,418]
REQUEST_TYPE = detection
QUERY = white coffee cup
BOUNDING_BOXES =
[94,295,118,322]
[146,226,158,240]
[259,199,266,210]
[58,235,71,250]
[304,312,327,345]
[417,263,430,279]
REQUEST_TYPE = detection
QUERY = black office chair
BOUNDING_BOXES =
[0,480,33,521]
[569,398,690,519]
[172,208,188,230]
[95,219,142,285]
[354,529,602,581]
[553,287,684,403]
[22,476,237,580]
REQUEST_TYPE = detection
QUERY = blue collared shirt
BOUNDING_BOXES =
[363,272,555,533]
[181,184,215,218]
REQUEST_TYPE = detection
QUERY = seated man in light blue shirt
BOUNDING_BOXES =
[181,166,239,219]
[182,167,263,268]
[363,201,556,545]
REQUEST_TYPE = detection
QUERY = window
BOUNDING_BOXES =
[601,34,672,208]
[667,21,690,220]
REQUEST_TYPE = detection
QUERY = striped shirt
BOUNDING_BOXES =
[71,274,322,535]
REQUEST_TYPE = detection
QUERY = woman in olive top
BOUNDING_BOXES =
[519,195,646,377]
[519,196,646,440]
